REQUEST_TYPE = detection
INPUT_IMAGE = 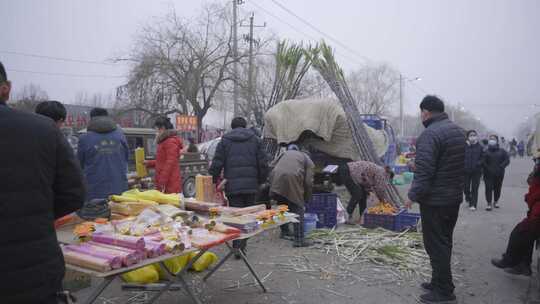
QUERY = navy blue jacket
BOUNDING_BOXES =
[209,127,268,195]
[465,142,484,173]
[483,146,510,178]
[78,116,129,200]
[408,113,466,206]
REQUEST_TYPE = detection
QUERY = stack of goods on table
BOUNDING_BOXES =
[58,187,299,273]
[62,204,241,273]
[363,202,420,232]
[195,175,215,202]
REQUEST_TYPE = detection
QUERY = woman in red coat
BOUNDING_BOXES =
[145,117,183,194]
[491,162,540,276]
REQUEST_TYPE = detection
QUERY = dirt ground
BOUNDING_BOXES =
[73,157,540,304]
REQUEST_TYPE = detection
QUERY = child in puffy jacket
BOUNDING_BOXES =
[491,163,540,276]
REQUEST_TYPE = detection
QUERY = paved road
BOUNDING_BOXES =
[74,157,540,304]
[451,157,539,304]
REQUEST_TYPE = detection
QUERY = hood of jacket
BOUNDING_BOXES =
[157,129,179,144]
[87,116,117,133]
[422,112,449,128]
[223,127,255,142]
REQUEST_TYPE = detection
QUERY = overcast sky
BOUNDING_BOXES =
[2,0,539,136]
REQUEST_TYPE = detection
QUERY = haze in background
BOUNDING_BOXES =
[2,0,539,136]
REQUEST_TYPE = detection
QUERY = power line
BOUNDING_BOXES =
[267,0,373,63]
[0,50,121,66]
[260,0,434,95]
[7,68,125,79]
[247,1,365,66]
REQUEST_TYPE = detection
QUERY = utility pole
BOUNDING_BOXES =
[241,13,266,114]
[232,0,242,118]
[399,73,404,138]
[248,14,255,107]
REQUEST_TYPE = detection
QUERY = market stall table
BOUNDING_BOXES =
[56,216,296,304]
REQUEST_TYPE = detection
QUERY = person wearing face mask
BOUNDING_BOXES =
[406,95,465,304]
[464,130,484,211]
[145,116,184,194]
[483,135,510,211]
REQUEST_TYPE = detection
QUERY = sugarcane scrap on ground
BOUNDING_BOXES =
[278,227,433,284]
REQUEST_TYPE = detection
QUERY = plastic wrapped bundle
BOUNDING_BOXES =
[144,240,167,258]
[84,242,140,266]
[92,233,145,250]
[62,248,112,272]
[64,244,123,269]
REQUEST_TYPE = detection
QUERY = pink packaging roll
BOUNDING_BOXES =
[62,248,112,272]
[92,233,145,250]
[144,240,166,258]
[64,245,122,269]
[87,241,144,264]
[80,242,138,266]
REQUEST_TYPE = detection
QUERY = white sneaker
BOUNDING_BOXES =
[469,206,476,211]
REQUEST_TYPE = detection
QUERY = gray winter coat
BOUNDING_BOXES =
[269,150,314,207]
[408,113,466,206]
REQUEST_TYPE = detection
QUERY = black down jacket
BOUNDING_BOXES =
[209,127,268,195]
[0,104,85,303]
[465,142,484,173]
[483,146,510,178]
[408,113,466,206]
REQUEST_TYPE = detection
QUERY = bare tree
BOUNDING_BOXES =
[12,83,49,112]
[122,4,238,135]
[347,63,400,116]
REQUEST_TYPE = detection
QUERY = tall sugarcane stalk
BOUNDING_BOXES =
[307,42,403,207]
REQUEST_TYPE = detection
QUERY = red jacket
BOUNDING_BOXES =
[147,130,183,194]
[520,176,540,233]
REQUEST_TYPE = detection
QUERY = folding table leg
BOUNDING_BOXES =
[146,250,207,304]
[203,243,235,282]
[237,246,267,293]
[82,275,115,304]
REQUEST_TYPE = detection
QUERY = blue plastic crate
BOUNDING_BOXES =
[306,193,338,229]
[308,208,337,229]
[307,193,337,211]
[395,210,421,231]
[363,210,401,231]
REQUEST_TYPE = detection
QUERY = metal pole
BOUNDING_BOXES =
[247,13,255,108]
[399,74,404,138]
[232,0,239,118]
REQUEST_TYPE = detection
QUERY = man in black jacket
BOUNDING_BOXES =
[464,130,484,211]
[209,117,268,254]
[0,62,86,304]
[407,96,466,304]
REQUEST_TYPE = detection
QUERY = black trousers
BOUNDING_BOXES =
[464,170,482,207]
[501,223,537,267]
[228,193,256,250]
[484,174,504,204]
[340,165,368,216]
[272,193,305,245]
[420,204,460,296]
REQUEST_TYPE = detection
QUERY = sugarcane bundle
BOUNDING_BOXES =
[307,42,403,207]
